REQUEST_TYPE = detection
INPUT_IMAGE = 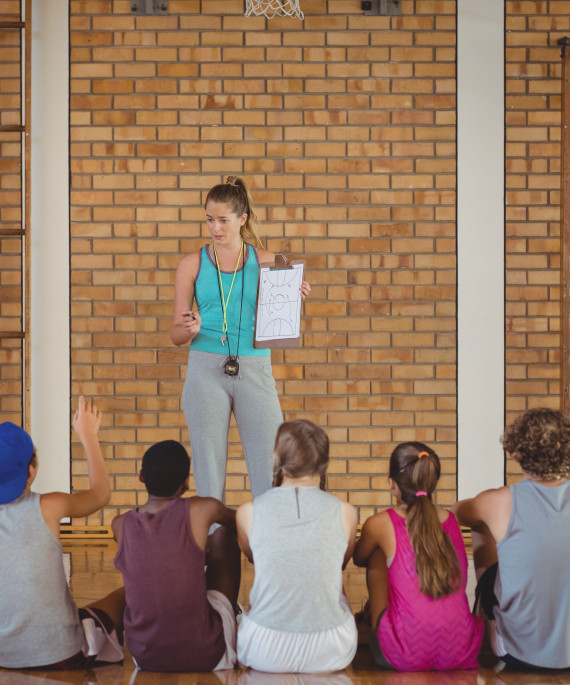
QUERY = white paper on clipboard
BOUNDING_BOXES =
[254,261,305,346]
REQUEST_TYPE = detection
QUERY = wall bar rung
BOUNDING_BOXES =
[0,228,25,236]
[0,125,25,133]
[0,332,25,339]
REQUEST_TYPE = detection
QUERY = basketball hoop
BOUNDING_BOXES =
[244,0,304,19]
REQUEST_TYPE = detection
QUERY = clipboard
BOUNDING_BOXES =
[253,253,306,349]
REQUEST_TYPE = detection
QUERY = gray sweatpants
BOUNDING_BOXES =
[182,350,283,501]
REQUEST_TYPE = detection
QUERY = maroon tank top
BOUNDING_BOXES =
[114,497,225,671]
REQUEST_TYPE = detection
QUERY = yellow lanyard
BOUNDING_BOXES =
[213,241,244,340]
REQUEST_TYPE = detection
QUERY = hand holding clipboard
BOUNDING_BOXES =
[254,253,307,349]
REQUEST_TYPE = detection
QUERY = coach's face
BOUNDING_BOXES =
[205,200,247,249]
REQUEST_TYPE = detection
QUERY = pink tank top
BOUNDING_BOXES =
[114,498,225,671]
[378,508,483,671]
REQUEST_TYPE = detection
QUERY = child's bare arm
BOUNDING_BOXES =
[451,496,483,527]
[111,513,124,543]
[236,501,253,563]
[211,500,236,530]
[40,397,110,538]
[341,501,357,569]
[189,497,237,551]
[452,486,511,543]
[353,512,391,567]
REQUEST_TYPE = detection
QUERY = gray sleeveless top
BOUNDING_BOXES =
[246,486,351,632]
[0,492,83,667]
[495,478,570,668]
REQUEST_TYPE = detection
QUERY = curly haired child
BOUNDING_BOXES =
[453,407,570,670]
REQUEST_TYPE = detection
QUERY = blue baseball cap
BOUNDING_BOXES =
[0,422,34,505]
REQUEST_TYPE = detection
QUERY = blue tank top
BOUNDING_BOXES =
[190,244,269,357]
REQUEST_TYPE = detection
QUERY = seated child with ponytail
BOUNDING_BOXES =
[236,419,358,673]
[353,442,484,671]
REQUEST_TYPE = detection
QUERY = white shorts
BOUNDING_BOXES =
[237,600,357,673]
[208,590,238,671]
[80,607,124,664]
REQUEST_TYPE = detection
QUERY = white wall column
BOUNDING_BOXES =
[457,0,505,497]
[30,0,70,494]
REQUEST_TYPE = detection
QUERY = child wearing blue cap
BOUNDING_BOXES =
[0,397,125,670]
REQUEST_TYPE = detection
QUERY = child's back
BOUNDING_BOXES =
[112,439,240,673]
[236,420,358,674]
[454,408,570,669]
[492,478,570,667]
[354,442,483,672]
[0,398,125,670]
[377,508,482,670]
[246,486,349,633]
[115,497,225,671]
[0,491,83,667]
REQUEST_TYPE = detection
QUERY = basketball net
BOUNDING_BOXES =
[244,0,304,19]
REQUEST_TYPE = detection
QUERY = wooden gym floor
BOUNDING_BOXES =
[1,542,569,685]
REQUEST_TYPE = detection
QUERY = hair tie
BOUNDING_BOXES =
[417,451,429,459]
[415,491,428,497]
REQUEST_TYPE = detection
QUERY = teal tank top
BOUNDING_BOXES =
[190,244,269,357]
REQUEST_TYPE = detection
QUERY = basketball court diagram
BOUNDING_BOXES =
[255,262,304,343]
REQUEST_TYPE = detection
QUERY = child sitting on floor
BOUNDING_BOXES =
[0,396,125,670]
[353,441,484,671]
[236,419,358,673]
[453,407,570,670]
[112,439,240,672]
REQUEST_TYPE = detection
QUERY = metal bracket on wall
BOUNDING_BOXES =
[131,0,169,15]
[362,0,402,15]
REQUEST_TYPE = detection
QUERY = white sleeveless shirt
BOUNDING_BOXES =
[246,486,352,632]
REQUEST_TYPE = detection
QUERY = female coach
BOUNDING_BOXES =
[171,176,310,506]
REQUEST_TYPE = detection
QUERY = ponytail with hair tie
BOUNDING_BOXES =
[389,441,461,600]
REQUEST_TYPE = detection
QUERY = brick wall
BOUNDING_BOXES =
[0,0,558,522]
[3,1,569,526]
[505,0,568,483]
[66,0,461,524]
[0,1,24,423]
